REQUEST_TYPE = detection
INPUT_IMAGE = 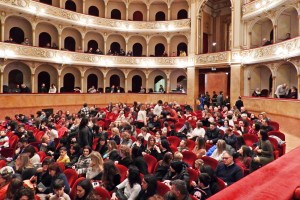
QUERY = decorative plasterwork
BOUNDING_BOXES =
[0,0,191,33]
[195,51,230,65]
[242,0,297,20]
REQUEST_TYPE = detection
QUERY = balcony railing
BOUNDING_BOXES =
[242,0,290,20]
[0,0,190,33]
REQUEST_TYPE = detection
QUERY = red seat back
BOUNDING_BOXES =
[69,177,85,200]
[64,168,79,188]
[182,151,197,167]
[217,177,227,191]
[167,136,180,148]
[116,164,128,182]
[187,168,199,185]
[37,151,46,162]
[156,181,170,196]
[0,148,14,158]
[143,154,157,174]
[94,186,111,200]
[186,139,196,150]
[9,135,19,149]
[201,156,218,170]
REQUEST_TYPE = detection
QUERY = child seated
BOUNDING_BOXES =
[56,147,70,164]
[49,179,71,200]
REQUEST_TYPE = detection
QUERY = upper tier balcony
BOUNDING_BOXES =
[1,37,300,68]
[242,0,292,20]
[0,0,190,33]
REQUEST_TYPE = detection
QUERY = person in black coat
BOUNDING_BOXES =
[34,157,54,194]
[78,117,92,148]
[137,174,157,200]
[132,145,148,175]
[155,152,173,181]
[235,96,244,111]
[66,143,81,169]
[117,145,132,168]
[95,136,108,157]
[205,122,222,145]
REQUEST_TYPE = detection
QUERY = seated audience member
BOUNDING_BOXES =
[163,161,190,187]
[87,86,97,93]
[95,136,108,157]
[237,120,249,134]
[14,153,36,180]
[120,48,126,56]
[210,139,227,162]
[120,130,133,147]
[170,180,190,200]
[126,50,133,56]
[262,38,272,46]
[47,163,70,194]
[252,88,261,97]
[287,86,298,99]
[101,160,121,192]
[55,146,70,164]
[22,37,31,46]
[20,83,31,93]
[187,121,206,140]
[34,158,54,194]
[143,135,163,160]
[13,187,35,200]
[215,151,243,186]
[191,173,212,200]
[5,37,15,43]
[23,145,40,165]
[236,145,253,172]
[248,123,260,136]
[139,86,146,93]
[49,179,71,200]
[110,127,121,145]
[178,121,193,138]
[74,146,92,175]
[5,174,24,200]
[155,152,173,181]
[0,166,15,199]
[111,166,142,200]
[205,122,222,145]
[275,83,288,98]
[223,127,237,149]
[193,137,207,158]
[260,119,274,133]
[75,179,99,200]
[283,32,291,40]
[0,130,9,148]
[117,145,132,168]
[147,115,161,132]
[86,151,103,180]
[95,48,103,55]
[132,145,149,175]
[40,134,55,155]
[177,139,189,152]
[250,130,274,172]
[137,174,157,200]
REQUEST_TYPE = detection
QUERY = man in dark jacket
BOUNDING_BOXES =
[205,122,222,144]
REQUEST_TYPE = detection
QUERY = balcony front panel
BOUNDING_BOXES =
[0,0,190,33]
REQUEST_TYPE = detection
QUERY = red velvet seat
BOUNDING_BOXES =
[9,135,19,149]
[0,148,14,158]
[187,168,199,185]
[0,160,6,168]
[268,121,279,131]
[116,164,128,182]
[268,131,286,155]
[92,138,99,150]
[167,136,180,148]
[64,168,78,188]
[143,154,157,174]
[58,127,68,138]
[156,181,170,196]
[186,139,196,150]
[201,156,218,170]
[37,151,46,162]
[242,134,258,148]
[190,195,198,200]
[69,177,85,200]
[175,123,184,132]
[182,151,197,167]
[56,162,66,172]
[35,131,45,142]
[268,137,280,159]
[217,177,227,191]
[94,186,111,200]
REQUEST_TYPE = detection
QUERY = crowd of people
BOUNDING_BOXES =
[0,98,284,200]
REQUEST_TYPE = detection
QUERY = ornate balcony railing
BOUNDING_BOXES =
[232,37,300,64]
[0,0,190,33]
[242,0,292,20]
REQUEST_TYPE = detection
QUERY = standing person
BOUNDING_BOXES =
[235,96,244,111]
[275,83,289,98]
[211,91,217,107]
[204,92,211,107]
[78,117,92,148]
[136,104,147,129]
[80,103,90,118]
[159,85,165,93]
[39,83,48,93]
[216,91,223,107]
[20,83,31,93]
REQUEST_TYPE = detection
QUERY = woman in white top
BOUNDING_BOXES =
[138,127,151,141]
[187,121,206,139]
[111,166,142,200]
[49,84,57,93]
[211,139,227,162]
[136,104,147,129]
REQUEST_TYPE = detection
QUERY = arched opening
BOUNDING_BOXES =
[155,43,165,57]
[277,7,298,42]
[110,74,120,87]
[88,6,99,16]
[64,36,76,51]
[133,11,143,21]
[87,40,98,52]
[154,75,165,92]
[177,9,188,19]
[9,27,24,44]
[38,71,50,92]
[87,74,98,90]
[40,0,52,5]
[250,18,273,48]
[8,69,23,88]
[63,73,75,92]
[177,42,188,56]
[177,75,187,90]
[132,75,142,92]
[111,9,121,20]
[133,43,142,56]
[65,0,76,12]
[39,32,52,47]
[110,42,120,55]
[155,11,165,21]
[270,30,274,42]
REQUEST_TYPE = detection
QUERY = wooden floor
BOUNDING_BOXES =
[268,114,300,152]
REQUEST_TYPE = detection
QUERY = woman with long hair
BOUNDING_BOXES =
[193,136,206,158]
[75,179,99,200]
[132,145,149,175]
[111,127,121,145]
[101,160,121,192]
[66,143,81,168]
[48,162,70,194]
[117,145,132,168]
[86,151,104,180]
[137,174,157,200]
[111,166,142,200]
[144,135,162,160]
[155,152,173,181]
[14,153,36,180]
[95,136,108,157]
[236,145,253,171]
[210,139,227,162]
[103,140,118,159]
[74,146,92,175]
